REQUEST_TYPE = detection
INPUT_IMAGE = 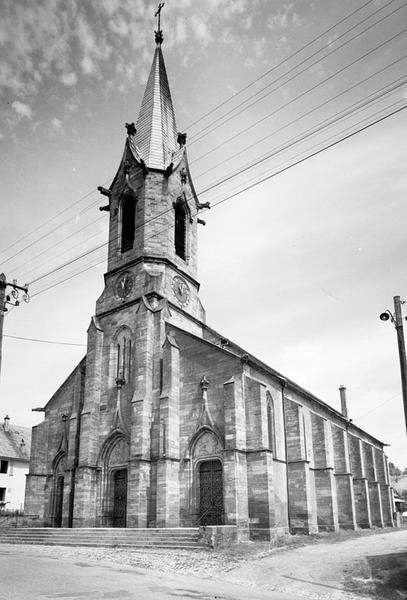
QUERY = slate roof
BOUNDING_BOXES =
[134,42,178,170]
[0,422,31,462]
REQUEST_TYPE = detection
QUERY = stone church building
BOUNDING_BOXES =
[25,26,394,540]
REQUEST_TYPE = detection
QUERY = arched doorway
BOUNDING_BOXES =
[99,436,130,527]
[51,453,66,527]
[199,459,223,525]
[192,430,224,525]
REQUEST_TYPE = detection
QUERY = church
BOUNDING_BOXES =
[25,20,394,541]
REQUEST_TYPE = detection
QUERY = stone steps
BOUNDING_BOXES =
[0,527,202,549]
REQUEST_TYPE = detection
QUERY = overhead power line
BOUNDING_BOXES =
[188,0,402,144]
[194,59,407,180]
[0,180,110,264]
[0,0,394,269]
[191,23,407,164]
[25,88,406,290]
[28,102,407,299]
[12,214,107,281]
[184,0,380,130]
[10,56,407,282]
[17,54,407,282]
[4,334,86,347]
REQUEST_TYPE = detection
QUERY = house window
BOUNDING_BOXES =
[174,201,186,260]
[266,392,276,455]
[0,460,8,474]
[0,488,5,502]
[121,193,136,253]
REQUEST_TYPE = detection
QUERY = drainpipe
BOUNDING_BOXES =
[281,379,291,533]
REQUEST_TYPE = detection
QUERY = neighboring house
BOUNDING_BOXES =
[0,416,31,511]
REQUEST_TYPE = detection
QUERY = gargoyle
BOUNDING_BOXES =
[197,201,210,210]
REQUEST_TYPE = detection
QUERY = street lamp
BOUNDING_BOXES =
[380,296,407,435]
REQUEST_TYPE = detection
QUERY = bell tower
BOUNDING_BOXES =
[96,16,206,324]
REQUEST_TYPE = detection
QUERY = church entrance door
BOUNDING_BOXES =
[112,469,127,527]
[54,476,64,527]
[199,460,223,525]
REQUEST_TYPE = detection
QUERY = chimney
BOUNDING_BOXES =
[3,415,10,432]
[339,386,348,420]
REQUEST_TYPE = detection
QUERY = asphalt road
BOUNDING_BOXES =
[0,546,297,600]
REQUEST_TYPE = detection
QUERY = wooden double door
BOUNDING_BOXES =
[54,476,64,527]
[199,460,223,525]
[112,469,127,527]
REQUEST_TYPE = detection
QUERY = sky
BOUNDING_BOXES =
[0,0,406,468]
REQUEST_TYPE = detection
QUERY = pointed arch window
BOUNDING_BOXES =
[121,193,136,253]
[266,392,276,455]
[174,200,186,260]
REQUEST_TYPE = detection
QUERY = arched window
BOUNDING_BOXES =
[174,201,186,260]
[121,193,136,253]
[266,392,276,455]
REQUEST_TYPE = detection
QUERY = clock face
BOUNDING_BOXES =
[115,272,134,299]
[172,276,190,306]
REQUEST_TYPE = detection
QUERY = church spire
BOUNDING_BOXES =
[133,3,178,171]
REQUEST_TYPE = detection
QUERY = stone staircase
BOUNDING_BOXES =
[0,527,202,549]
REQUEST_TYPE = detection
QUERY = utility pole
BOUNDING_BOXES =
[0,273,29,380]
[0,274,6,380]
[380,296,407,435]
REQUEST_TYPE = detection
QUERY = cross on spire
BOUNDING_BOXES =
[154,2,165,45]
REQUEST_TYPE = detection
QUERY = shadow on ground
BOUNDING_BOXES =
[344,551,407,599]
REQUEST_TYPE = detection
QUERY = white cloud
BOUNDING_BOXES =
[60,72,78,86]
[242,14,253,30]
[0,130,5,140]
[253,37,266,58]
[268,3,303,31]
[190,14,212,46]
[109,14,131,37]
[12,101,33,120]
[81,56,96,75]
[51,117,63,130]
[175,16,187,44]
[100,0,122,17]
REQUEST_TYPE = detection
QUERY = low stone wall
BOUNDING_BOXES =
[198,525,249,548]
[249,525,290,541]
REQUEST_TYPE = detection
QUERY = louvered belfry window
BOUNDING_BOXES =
[175,201,186,260]
[116,337,132,384]
[121,194,136,253]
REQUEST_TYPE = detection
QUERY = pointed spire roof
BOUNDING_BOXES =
[134,37,178,171]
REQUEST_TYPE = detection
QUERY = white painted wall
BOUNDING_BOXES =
[0,460,29,511]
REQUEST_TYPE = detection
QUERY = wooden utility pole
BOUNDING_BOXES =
[0,273,29,380]
[393,296,407,435]
[380,296,407,435]
[0,274,6,379]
